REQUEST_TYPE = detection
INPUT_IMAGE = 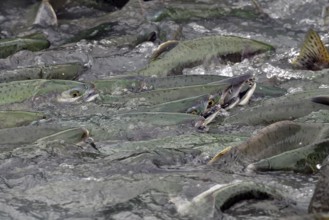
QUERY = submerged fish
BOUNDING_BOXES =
[209,121,329,173]
[0,80,98,107]
[0,34,50,59]
[225,88,329,125]
[172,181,286,219]
[0,110,45,129]
[292,29,329,70]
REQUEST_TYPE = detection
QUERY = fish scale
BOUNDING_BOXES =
[94,75,227,95]
[0,110,45,129]
[0,80,42,105]
[137,35,274,76]
[102,83,231,107]
[226,89,329,125]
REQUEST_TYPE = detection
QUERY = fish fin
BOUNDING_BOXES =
[150,40,179,61]
[207,146,232,165]
[311,96,329,105]
[292,29,329,70]
[33,0,57,27]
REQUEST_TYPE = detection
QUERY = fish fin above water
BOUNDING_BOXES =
[150,40,179,61]
[311,96,329,105]
[292,29,329,70]
[33,0,58,27]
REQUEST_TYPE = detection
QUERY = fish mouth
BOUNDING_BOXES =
[187,75,256,118]
[221,76,256,109]
[83,89,100,102]
[239,82,256,106]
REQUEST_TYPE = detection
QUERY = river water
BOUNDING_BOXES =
[0,0,328,219]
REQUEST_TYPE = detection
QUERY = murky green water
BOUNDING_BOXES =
[0,0,328,219]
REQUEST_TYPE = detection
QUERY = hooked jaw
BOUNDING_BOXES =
[190,75,256,131]
[218,75,255,105]
[221,76,256,109]
[239,82,256,106]
[194,104,226,131]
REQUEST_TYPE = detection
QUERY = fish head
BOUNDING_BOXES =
[202,103,222,118]
[195,104,225,131]
[207,94,220,109]
[57,83,100,103]
[291,29,329,70]
[186,100,208,115]
[220,74,256,109]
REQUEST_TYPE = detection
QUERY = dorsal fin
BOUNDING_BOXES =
[311,96,329,105]
[292,29,329,70]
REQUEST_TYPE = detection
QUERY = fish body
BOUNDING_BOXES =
[0,110,45,129]
[0,63,83,83]
[210,121,329,173]
[225,89,329,125]
[137,35,274,76]
[0,36,50,58]
[93,75,227,95]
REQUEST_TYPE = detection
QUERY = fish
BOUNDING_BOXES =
[218,76,256,109]
[0,63,84,83]
[137,35,274,76]
[292,29,329,70]
[225,88,329,125]
[209,120,329,173]
[57,83,99,103]
[0,110,45,129]
[0,34,50,58]
[171,181,285,219]
[0,80,98,107]
[93,75,226,95]
[49,112,200,141]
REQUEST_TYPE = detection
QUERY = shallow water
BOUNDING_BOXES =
[0,0,328,219]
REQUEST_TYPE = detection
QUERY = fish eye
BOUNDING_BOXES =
[70,90,82,98]
[190,110,198,115]
[208,99,215,107]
